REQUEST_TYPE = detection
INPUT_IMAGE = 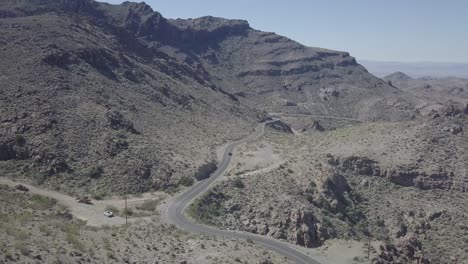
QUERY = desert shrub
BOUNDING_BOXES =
[15,134,26,147]
[304,193,314,203]
[376,218,385,227]
[66,233,85,251]
[179,177,194,186]
[136,199,159,212]
[29,194,57,210]
[122,208,133,216]
[232,178,244,188]
[189,191,226,222]
[194,161,217,181]
[87,165,104,179]
[14,241,29,256]
[102,237,112,251]
[7,228,28,240]
[92,190,107,200]
[39,224,53,236]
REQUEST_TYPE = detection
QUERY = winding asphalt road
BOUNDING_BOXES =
[269,112,363,123]
[165,120,324,264]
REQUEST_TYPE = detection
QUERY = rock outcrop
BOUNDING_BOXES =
[374,234,430,264]
[303,120,325,132]
[266,120,294,134]
[328,154,466,192]
[327,155,381,176]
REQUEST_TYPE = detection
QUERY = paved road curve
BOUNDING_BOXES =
[165,120,324,264]
[269,112,363,123]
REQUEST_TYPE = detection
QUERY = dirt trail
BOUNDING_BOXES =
[0,177,163,227]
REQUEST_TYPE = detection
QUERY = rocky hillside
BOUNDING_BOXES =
[0,0,262,194]
[384,72,468,115]
[0,0,417,195]
[167,18,417,121]
[190,104,467,262]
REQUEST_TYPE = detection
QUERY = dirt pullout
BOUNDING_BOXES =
[310,239,366,264]
[228,141,283,177]
[0,177,166,226]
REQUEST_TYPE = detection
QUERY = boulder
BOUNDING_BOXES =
[304,120,325,132]
[266,120,294,134]
[450,125,463,135]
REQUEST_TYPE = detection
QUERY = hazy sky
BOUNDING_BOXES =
[101,0,468,63]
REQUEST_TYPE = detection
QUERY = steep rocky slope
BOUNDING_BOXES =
[168,18,417,121]
[0,0,261,194]
[0,0,418,194]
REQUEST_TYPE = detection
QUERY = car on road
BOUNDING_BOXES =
[103,211,114,217]
[228,152,233,156]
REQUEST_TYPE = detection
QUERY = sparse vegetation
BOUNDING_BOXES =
[29,194,57,210]
[232,178,245,188]
[87,165,104,179]
[136,199,160,212]
[179,176,194,186]
[66,232,85,251]
[15,134,26,147]
[189,190,227,223]
[194,161,218,181]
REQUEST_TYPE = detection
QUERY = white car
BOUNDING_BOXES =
[103,211,114,217]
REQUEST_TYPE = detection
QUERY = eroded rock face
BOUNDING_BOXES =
[374,234,430,264]
[327,155,381,176]
[266,120,294,134]
[285,209,320,247]
[235,207,327,248]
[440,104,463,118]
[329,154,466,192]
[385,167,468,192]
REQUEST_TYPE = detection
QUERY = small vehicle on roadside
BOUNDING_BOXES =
[228,152,233,156]
[103,211,114,217]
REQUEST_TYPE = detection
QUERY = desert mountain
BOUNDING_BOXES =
[0,0,416,194]
[1,1,468,264]
[384,72,468,115]
[384,71,414,82]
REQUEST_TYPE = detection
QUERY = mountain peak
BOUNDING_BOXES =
[384,71,414,81]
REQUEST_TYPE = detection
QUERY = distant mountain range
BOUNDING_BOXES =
[360,60,468,79]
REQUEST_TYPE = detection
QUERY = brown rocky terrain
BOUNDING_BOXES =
[0,0,418,196]
[191,104,468,263]
[0,0,261,195]
[2,1,467,264]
